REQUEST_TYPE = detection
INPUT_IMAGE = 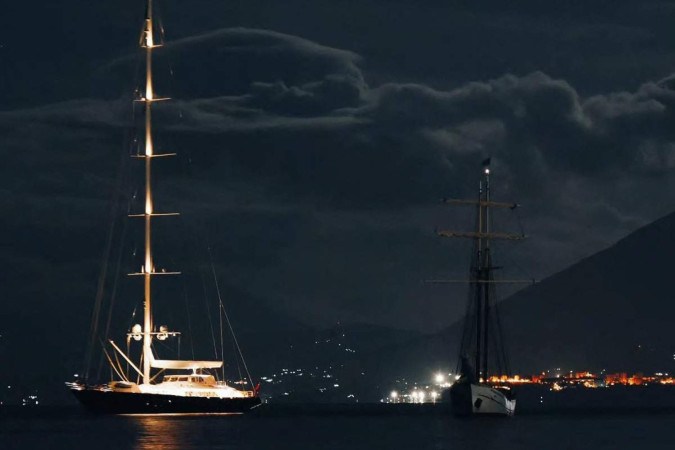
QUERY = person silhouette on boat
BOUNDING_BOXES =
[458,355,477,384]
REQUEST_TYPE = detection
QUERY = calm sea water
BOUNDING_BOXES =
[1,407,674,450]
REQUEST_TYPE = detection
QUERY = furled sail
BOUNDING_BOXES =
[149,353,223,370]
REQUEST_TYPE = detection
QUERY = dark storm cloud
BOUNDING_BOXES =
[5,28,675,330]
[167,65,675,213]
[6,28,675,212]
[5,28,675,218]
[100,28,365,100]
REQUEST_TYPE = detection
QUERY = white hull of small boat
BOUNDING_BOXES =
[450,381,516,416]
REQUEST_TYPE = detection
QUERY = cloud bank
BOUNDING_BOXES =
[3,28,675,331]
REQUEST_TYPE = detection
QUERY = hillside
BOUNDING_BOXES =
[380,210,675,383]
[500,211,675,374]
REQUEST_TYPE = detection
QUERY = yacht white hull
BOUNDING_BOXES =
[450,381,516,416]
[69,383,261,415]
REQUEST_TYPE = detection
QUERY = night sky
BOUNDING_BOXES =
[4,0,675,351]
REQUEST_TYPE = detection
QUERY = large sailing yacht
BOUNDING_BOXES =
[438,159,523,416]
[67,0,261,414]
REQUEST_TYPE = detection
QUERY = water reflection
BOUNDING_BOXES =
[130,414,238,450]
[133,416,193,450]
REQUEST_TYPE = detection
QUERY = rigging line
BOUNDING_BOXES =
[511,208,534,281]
[127,306,139,337]
[94,97,138,380]
[150,369,166,383]
[84,142,131,381]
[159,15,179,114]
[486,282,501,377]
[218,292,252,389]
[219,286,227,381]
[492,208,529,280]
[153,339,177,355]
[209,256,254,389]
[126,336,131,378]
[200,266,220,360]
[96,204,132,379]
[182,284,195,360]
[205,244,243,383]
[137,352,142,384]
[455,203,481,373]
[232,332,243,384]
[488,283,506,376]
[93,152,135,381]
[84,227,112,381]
[216,273,227,381]
[100,337,127,382]
[456,277,475,373]
[200,241,229,381]
[129,48,145,118]
[177,214,196,360]
[112,345,125,381]
[493,299,511,375]
[109,304,138,382]
[157,5,166,45]
[103,346,128,383]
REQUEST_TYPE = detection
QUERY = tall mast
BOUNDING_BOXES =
[482,166,491,382]
[125,0,178,385]
[142,0,156,385]
[475,181,483,382]
[435,159,526,382]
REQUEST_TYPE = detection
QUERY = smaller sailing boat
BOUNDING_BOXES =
[66,0,261,414]
[437,159,525,416]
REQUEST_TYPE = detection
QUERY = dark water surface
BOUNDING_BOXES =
[1,406,673,450]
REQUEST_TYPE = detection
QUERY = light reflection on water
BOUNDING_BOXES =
[134,416,191,450]
[125,412,674,450]
[131,414,242,450]
[3,409,675,450]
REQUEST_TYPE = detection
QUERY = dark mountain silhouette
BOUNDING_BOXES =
[5,210,675,405]
[362,209,675,387]
[500,210,675,374]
